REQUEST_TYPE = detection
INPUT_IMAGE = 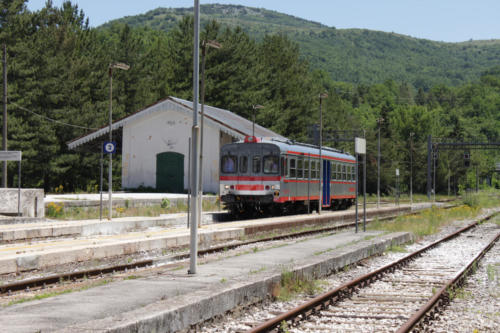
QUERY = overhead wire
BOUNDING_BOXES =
[10,101,99,130]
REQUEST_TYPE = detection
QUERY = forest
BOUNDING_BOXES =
[1,0,500,196]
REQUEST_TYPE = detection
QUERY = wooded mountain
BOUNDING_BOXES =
[103,4,500,89]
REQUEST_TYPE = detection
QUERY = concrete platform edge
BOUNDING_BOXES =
[56,232,413,333]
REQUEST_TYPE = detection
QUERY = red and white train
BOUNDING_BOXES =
[220,136,356,216]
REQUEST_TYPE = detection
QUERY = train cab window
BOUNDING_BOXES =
[331,163,335,180]
[290,158,296,178]
[221,155,237,173]
[281,156,287,177]
[252,156,261,173]
[239,156,248,173]
[310,160,316,179]
[263,155,279,174]
[342,165,347,180]
[316,161,320,179]
[297,159,303,179]
[352,165,356,181]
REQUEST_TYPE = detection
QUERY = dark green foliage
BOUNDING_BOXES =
[1,1,500,196]
[106,4,500,89]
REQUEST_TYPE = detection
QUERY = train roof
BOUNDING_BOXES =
[225,136,355,162]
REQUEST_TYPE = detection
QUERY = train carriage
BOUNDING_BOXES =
[220,136,356,216]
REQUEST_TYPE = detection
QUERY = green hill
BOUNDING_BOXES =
[102,4,500,88]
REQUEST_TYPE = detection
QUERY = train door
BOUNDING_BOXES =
[322,160,331,207]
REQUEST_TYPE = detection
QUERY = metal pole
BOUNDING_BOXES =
[108,68,113,220]
[433,152,436,202]
[318,95,323,214]
[355,152,358,233]
[187,137,191,229]
[198,43,207,228]
[17,160,20,216]
[410,133,413,207]
[475,164,478,193]
[100,143,103,221]
[189,0,201,275]
[2,44,7,188]
[427,135,432,199]
[363,153,366,232]
[307,154,310,214]
[377,118,382,208]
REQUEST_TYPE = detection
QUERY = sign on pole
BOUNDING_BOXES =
[103,141,116,154]
[355,138,366,155]
[0,151,21,161]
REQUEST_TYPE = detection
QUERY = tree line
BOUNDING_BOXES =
[1,0,499,195]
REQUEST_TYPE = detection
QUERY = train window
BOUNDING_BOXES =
[352,165,356,181]
[252,156,261,173]
[290,158,296,178]
[310,160,316,179]
[263,155,279,174]
[342,165,346,180]
[336,163,340,180]
[240,156,248,173]
[281,157,287,177]
[346,166,350,181]
[304,159,309,179]
[316,161,320,179]
[297,158,303,179]
[221,155,237,173]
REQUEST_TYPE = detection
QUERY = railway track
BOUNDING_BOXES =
[0,210,405,296]
[246,213,500,333]
[0,204,458,299]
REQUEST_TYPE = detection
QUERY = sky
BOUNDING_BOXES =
[26,0,500,43]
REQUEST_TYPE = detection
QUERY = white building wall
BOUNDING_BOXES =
[122,109,221,193]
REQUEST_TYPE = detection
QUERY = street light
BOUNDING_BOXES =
[376,117,384,208]
[318,92,328,215]
[252,105,264,137]
[108,62,129,221]
[410,132,414,207]
[198,39,221,227]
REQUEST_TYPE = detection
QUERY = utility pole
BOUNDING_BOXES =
[410,132,414,207]
[2,43,7,188]
[189,0,201,275]
[318,93,327,214]
[376,118,383,208]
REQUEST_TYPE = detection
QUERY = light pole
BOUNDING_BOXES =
[318,92,327,214]
[3,43,7,188]
[410,132,414,207]
[376,117,384,208]
[252,105,264,137]
[198,40,221,227]
[189,0,201,275]
[108,62,129,220]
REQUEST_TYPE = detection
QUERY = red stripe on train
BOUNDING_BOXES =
[235,184,265,191]
[220,176,281,181]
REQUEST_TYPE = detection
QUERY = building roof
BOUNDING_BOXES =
[68,96,285,149]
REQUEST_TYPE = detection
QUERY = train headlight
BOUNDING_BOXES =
[271,185,280,190]
[224,185,230,189]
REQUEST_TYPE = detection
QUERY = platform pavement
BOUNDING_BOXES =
[0,227,413,333]
[0,204,438,275]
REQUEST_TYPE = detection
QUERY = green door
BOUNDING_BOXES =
[156,152,184,193]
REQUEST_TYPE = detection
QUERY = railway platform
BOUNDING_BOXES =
[0,225,412,332]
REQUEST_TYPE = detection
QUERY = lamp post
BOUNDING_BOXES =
[376,117,384,208]
[108,62,129,221]
[252,105,264,137]
[410,132,414,207]
[318,92,328,214]
[2,44,7,188]
[198,40,221,227]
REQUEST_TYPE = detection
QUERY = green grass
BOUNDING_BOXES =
[5,279,111,307]
[45,198,220,220]
[275,268,323,301]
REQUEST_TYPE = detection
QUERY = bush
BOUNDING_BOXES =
[161,198,170,209]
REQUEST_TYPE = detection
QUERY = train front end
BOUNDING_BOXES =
[220,137,281,215]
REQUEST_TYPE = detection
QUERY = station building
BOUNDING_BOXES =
[68,97,284,194]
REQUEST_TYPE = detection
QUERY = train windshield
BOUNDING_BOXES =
[263,155,279,174]
[221,155,237,173]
